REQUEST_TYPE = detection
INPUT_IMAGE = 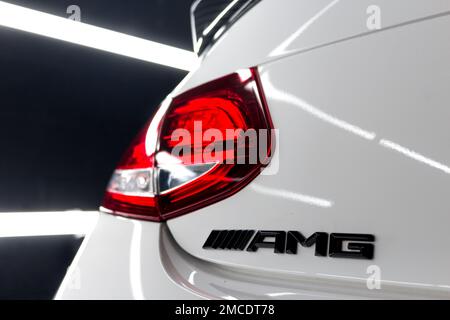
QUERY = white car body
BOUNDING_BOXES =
[57,0,450,299]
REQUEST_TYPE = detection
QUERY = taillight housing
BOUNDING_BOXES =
[101,68,274,221]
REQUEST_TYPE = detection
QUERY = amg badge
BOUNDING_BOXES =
[203,230,375,260]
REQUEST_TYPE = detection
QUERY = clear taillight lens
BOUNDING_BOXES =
[101,68,273,221]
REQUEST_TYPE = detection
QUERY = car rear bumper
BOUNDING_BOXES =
[56,212,202,299]
[56,212,450,300]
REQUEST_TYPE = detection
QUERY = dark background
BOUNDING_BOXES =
[0,0,193,298]
[0,0,193,211]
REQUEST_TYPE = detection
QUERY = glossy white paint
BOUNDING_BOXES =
[179,0,450,93]
[169,13,450,291]
[58,213,450,299]
[59,0,450,299]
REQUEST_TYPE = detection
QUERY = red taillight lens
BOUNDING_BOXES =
[101,68,273,221]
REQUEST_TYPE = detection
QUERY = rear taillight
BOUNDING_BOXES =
[101,68,273,221]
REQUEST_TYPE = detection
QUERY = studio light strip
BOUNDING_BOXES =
[0,211,99,237]
[0,1,197,71]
